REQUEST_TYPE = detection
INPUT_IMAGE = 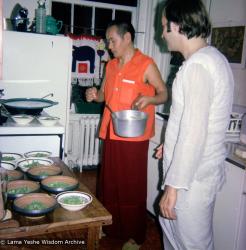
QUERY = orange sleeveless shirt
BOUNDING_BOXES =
[99,49,156,141]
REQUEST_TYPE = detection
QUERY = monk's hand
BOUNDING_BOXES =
[85,87,98,102]
[159,186,177,220]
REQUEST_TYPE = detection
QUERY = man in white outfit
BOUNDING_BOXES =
[156,0,234,249]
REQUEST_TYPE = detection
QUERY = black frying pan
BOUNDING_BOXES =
[0,98,58,116]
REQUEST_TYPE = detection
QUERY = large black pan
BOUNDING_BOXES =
[0,98,58,116]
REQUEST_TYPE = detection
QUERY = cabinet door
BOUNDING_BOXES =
[147,141,162,215]
[213,162,245,250]
[147,118,166,215]
[237,176,246,250]
[0,135,61,157]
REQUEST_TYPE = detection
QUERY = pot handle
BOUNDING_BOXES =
[105,104,116,119]
[57,21,63,32]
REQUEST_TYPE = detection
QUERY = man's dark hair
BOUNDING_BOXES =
[107,20,135,42]
[164,0,211,39]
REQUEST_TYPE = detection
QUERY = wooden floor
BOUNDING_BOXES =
[73,167,164,250]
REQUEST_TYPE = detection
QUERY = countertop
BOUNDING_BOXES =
[226,142,246,170]
[0,118,64,135]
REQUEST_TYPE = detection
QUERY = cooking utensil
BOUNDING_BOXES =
[41,93,53,99]
[105,104,148,138]
[0,98,58,116]
[105,104,116,119]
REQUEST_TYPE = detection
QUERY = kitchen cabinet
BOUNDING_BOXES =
[0,121,64,157]
[213,161,246,250]
[147,115,166,215]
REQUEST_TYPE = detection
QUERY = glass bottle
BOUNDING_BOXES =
[35,0,46,34]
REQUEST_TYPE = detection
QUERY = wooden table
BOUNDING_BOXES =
[0,158,112,250]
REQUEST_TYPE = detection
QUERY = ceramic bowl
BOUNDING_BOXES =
[6,169,24,181]
[2,153,23,163]
[24,151,52,158]
[56,191,92,211]
[13,193,57,217]
[1,161,17,170]
[16,158,54,172]
[41,175,79,194]
[37,116,60,126]
[11,115,35,125]
[7,180,40,199]
[27,165,62,181]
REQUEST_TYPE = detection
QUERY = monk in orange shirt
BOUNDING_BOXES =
[86,20,167,248]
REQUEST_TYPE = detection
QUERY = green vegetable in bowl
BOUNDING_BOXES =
[7,176,15,181]
[31,153,49,157]
[8,186,32,194]
[24,201,48,210]
[3,156,15,161]
[61,196,88,205]
[37,171,50,176]
[23,161,39,169]
[47,182,70,188]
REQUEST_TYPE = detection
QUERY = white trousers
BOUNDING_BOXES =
[159,180,216,250]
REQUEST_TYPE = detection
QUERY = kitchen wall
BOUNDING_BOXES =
[3,0,246,111]
[205,0,246,112]
[135,0,246,113]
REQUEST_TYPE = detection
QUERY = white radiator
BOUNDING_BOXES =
[67,114,101,171]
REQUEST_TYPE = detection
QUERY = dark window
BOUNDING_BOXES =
[51,1,136,36]
[51,1,71,34]
[115,10,132,23]
[94,8,113,38]
[74,5,93,35]
[82,0,137,7]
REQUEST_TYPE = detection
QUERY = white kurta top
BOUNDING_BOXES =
[162,46,234,194]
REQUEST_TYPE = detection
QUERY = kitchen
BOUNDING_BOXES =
[0,0,246,250]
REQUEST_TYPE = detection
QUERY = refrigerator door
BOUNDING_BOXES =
[2,31,72,126]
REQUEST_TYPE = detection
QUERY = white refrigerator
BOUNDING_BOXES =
[0,31,72,159]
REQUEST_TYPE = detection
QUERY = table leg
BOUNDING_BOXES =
[87,226,100,250]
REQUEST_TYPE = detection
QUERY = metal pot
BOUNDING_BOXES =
[111,109,148,138]
[0,98,58,116]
